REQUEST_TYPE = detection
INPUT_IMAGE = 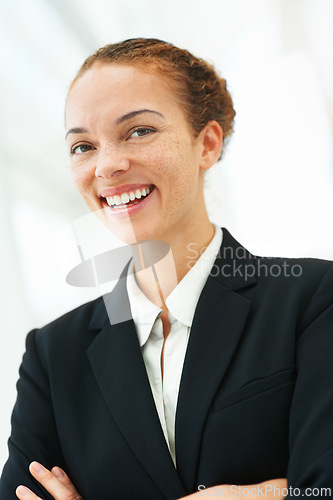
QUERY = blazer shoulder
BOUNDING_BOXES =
[219,228,333,322]
[221,227,333,289]
[255,253,332,277]
[33,295,105,351]
[253,253,333,289]
[28,262,130,362]
[248,240,333,310]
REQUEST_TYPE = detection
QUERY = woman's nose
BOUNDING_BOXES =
[94,145,130,179]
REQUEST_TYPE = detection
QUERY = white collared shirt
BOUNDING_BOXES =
[126,225,223,466]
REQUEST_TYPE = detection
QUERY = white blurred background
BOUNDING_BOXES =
[1,0,333,471]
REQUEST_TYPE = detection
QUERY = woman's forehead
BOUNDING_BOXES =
[65,64,185,127]
[68,63,175,103]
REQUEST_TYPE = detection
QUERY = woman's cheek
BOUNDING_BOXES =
[138,145,167,172]
[70,162,95,194]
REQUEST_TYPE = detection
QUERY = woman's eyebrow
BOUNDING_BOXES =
[65,110,165,139]
[65,127,89,140]
[116,109,165,123]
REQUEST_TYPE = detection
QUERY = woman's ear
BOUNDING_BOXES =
[198,121,223,171]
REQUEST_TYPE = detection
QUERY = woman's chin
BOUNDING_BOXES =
[98,211,159,245]
[90,189,163,244]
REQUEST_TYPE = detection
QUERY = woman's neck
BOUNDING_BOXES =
[132,214,215,308]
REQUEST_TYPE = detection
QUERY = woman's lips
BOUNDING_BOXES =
[102,185,156,218]
[100,183,153,199]
[105,185,154,207]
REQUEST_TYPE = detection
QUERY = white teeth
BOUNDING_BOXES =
[105,186,153,207]
[121,193,130,204]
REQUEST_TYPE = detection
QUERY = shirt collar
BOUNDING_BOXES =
[126,259,162,347]
[126,225,223,346]
[165,224,222,327]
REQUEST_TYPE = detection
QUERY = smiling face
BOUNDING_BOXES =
[65,63,219,244]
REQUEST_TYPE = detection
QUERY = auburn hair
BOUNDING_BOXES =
[69,38,236,145]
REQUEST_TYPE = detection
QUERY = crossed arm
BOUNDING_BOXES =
[15,462,287,500]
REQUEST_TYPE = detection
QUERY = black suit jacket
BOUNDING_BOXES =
[1,228,333,499]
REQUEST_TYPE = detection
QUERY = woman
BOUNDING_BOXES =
[1,38,332,500]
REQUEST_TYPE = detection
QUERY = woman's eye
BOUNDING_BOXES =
[130,128,155,138]
[71,144,94,155]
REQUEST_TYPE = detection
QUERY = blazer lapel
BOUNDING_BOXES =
[87,276,186,500]
[175,228,257,492]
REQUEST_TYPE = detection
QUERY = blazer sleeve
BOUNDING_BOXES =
[0,329,65,500]
[286,264,333,497]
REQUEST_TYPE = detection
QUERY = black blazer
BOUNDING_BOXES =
[1,229,333,499]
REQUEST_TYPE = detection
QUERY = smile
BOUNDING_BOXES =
[102,185,155,210]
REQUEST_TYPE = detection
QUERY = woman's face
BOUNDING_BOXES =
[65,63,211,243]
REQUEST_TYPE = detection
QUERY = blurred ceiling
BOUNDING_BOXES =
[1,0,332,181]
[0,0,332,220]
